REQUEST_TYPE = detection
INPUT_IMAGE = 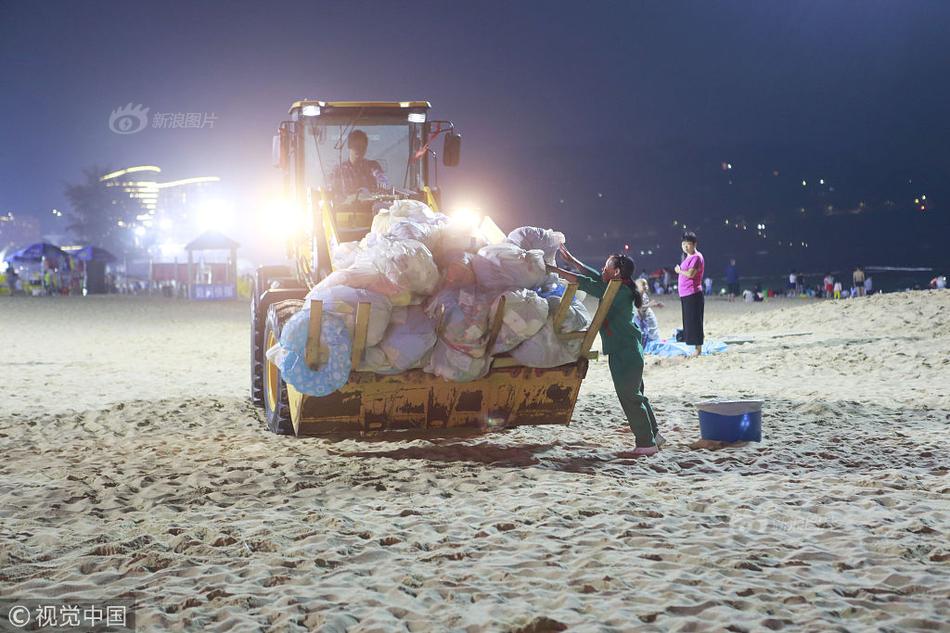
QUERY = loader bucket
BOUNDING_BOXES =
[282,279,621,438]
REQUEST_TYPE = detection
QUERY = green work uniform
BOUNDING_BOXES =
[575,262,657,448]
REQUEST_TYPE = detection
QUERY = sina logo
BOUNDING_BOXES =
[109,103,150,134]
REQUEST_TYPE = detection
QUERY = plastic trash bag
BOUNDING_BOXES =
[387,199,445,224]
[268,309,352,397]
[314,262,402,297]
[306,285,392,347]
[472,243,547,290]
[331,241,360,270]
[426,286,493,357]
[357,346,402,374]
[506,226,565,265]
[424,339,492,382]
[543,295,592,333]
[437,249,477,290]
[380,305,437,371]
[387,218,444,251]
[509,320,584,368]
[374,238,440,296]
[490,289,549,354]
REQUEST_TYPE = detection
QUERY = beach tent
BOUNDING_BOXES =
[74,246,117,263]
[74,245,116,294]
[6,242,68,263]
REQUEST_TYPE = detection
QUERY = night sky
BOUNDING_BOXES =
[2,0,949,275]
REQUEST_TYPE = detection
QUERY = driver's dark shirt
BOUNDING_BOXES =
[330,159,390,195]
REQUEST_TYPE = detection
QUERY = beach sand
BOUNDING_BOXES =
[1,292,947,632]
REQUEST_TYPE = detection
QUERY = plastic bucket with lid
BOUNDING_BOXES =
[695,400,763,442]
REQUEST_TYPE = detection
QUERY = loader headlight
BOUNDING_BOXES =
[301,105,321,117]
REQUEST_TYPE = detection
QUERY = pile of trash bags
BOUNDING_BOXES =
[267,200,592,396]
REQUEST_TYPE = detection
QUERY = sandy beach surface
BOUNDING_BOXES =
[1,292,947,632]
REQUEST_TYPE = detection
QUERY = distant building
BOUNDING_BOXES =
[99,165,221,263]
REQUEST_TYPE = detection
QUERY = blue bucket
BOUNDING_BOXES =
[696,400,763,442]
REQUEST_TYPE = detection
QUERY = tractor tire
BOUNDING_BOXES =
[249,276,265,407]
[262,299,305,435]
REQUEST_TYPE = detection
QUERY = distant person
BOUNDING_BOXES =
[330,129,391,198]
[796,272,806,296]
[853,267,866,297]
[787,270,797,297]
[662,268,672,293]
[833,279,843,299]
[703,276,713,296]
[552,246,659,454]
[931,275,947,289]
[674,231,705,356]
[5,266,19,295]
[864,276,873,295]
[823,273,834,299]
[725,258,740,300]
[634,278,661,347]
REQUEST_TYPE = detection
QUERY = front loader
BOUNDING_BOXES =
[251,100,617,437]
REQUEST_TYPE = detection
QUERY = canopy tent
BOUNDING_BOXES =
[185,230,240,300]
[74,245,117,263]
[6,242,68,263]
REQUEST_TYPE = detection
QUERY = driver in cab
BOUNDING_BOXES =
[330,129,390,200]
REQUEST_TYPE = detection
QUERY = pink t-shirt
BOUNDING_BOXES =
[678,251,705,297]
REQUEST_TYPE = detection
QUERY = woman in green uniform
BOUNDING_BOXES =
[548,246,659,455]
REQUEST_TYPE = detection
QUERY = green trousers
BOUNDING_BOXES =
[608,351,657,448]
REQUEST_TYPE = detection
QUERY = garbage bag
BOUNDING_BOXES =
[269,309,352,397]
[380,238,440,296]
[306,285,392,347]
[331,241,360,270]
[506,226,565,265]
[489,289,549,354]
[437,249,477,290]
[426,286,493,357]
[543,295,592,333]
[509,320,584,368]
[314,262,402,297]
[472,243,547,290]
[424,339,492,382]
[357,346,403,374]
[387,218,444,251]
[380,305,437,371]
[387,199,445,224]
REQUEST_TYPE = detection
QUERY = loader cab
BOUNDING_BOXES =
[276,100,460,284]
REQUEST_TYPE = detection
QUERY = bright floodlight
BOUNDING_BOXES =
[134,226,146,237]
[260,198,303,240]
[196,199,234,232]
[450,206,482,230]
[302,105,321,117]
[407,113,426,123]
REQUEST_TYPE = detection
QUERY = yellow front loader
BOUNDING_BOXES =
[251,100,619,437]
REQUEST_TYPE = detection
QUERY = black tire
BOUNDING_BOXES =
[249,276,265,407]
[263,299,305,435]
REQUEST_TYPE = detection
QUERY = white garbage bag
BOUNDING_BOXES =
[387,199,445,224]
[472,243,547,290]
[544,294,592,333]
[357,346,401,374]
[510,320,584,368]
[386,218,444,252]
[331,241,360,270]
[314,261,402,297]
[506,226,566,265]
[426,287,493,357]
[436,249,477,290]
[306,285,392,347]
[424,339,491,382]
[490,289,549,354]
[379,305,437,371]
[375,238,440,296]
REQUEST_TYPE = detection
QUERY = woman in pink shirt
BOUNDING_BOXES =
[674,231,705,356]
